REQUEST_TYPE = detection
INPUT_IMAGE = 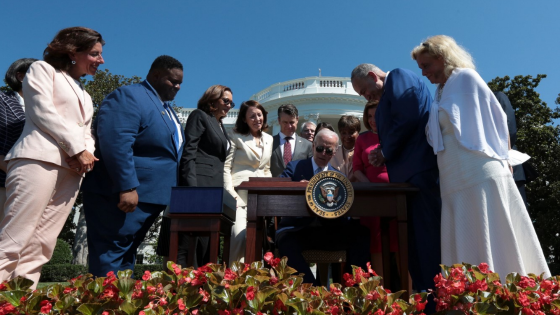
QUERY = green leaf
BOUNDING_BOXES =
[505,273,520,284]
[116,278,136,301]
[87,278,102,294]
[286,298,308,315]
[77,303,103,315]
[487,272,501,283]
[474,302,499,315]
[117,269,133,279]
[212,286,231,304]
[257,287,279,304]
[140,308,157,315]
[7,276,34,291]
[119,300,139,315]
[0,290,26,307]
[495,298,511,311]
[46,283,62,299]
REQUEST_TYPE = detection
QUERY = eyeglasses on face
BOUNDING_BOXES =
[315,146,334,155]
[221,98,235,108]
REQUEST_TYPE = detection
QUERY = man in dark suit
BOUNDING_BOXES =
[277,129,370,285]
[351,64,441,293]
[270,104,313,177]
[82,55,184,276]
[493,91,527,204]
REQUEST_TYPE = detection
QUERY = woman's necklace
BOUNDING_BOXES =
[436,83,445,102]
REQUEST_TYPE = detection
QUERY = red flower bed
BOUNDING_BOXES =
[0,256,557,315]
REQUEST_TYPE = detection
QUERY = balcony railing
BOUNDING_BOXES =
[250,76,356,103]
[177,109,239,125]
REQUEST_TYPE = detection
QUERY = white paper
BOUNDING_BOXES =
[508,150,531,166]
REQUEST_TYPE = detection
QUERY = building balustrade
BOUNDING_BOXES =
[319,80,343,88]
[250,76,357,103]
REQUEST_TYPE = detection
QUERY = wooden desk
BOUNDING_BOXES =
[168,213,234,267]
[237,178,417,293]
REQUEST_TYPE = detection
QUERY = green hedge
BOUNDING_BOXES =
[39,264,165,282]
[46,239,72,265]
[40,264,87,282]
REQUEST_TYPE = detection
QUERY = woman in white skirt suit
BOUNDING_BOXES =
[411,35,550,279]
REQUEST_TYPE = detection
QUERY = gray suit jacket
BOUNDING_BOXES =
[270,133,313,177]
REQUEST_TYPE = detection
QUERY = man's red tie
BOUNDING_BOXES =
[283,136,292,166]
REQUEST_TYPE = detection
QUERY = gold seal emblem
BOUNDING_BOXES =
[305,171,354,218]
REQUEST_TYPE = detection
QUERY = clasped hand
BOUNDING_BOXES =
[66,150,99,175]
[368,147,386,167]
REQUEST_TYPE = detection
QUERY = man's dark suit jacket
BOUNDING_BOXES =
[375,68,437,183]
[494,91,525,182]
[277,157,344,234]
[270,134,313,177]
[179,109,231,187]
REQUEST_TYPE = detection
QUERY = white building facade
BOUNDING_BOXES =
[178,76,367,135]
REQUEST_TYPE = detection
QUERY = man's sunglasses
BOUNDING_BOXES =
[222,98,235,108]
[315,146,334,155]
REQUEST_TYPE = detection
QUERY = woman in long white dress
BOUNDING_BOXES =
[411,35,550,279]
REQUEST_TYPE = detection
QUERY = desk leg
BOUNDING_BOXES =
[169,230,179,265]
[245,194,258,263]
[397,195,410,299]
[381,217,391,290]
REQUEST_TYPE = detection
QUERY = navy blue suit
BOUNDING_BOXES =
[376,68,441,290]
[276,158,370,285]
[82,81,184,276]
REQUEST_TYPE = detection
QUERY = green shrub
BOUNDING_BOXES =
[46,239,72,265]
[39,264,87,282]
[133,264,164,279]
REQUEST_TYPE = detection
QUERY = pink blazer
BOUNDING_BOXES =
[5,61,95,168]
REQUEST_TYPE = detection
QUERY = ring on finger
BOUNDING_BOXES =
[87,168,92,172]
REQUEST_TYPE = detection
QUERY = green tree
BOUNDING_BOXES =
[488,74,560,274]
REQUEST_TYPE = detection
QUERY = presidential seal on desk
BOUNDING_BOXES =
[305,171,354,218]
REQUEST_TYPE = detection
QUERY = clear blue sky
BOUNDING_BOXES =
[2,0,559,117]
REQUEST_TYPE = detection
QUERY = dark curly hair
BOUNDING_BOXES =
[5,58,38,91]
[338,115,361,133]
[43,26,105,71]
[233,100,268,136]
[363,100,379,131]
[148,55,183,73]
[197,85,232,119]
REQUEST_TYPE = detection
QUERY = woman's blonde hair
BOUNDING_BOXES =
[411,35,475,78]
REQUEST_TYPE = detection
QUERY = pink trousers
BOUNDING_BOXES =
[0,158,81,288]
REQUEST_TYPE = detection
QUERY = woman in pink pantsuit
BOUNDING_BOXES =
[0,27,104,287]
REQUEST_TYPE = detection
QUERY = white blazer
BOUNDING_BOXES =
[224,131,273,207]
[6,61,95,168]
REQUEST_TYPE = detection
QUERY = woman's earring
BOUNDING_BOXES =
[71,60,76,65]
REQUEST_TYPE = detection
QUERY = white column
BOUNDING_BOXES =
[270,120,280,135]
